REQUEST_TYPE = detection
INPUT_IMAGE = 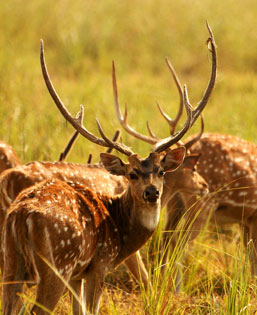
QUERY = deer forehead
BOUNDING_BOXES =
[128,152,161,173]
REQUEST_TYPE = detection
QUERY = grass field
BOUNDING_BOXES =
[0,0,257,313]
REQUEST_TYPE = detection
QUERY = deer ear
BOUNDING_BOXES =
[161,147,186,172]
[100,153,127,176]
[183,154,201,170]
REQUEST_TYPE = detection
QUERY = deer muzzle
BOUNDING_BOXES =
[143,185,160,203]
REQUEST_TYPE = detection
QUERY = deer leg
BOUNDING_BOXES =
[2,262,25,315]
[2,222,28,314]
[30,273,66,315]
[29,254,67,315]
[69,279,86,315]
[84,265,106,314]
[124,251,150,289]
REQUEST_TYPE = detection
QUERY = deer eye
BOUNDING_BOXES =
[129,173,139,180]
[158,170,165,177]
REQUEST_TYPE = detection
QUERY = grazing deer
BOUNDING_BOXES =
[180,133,257,274]
[0,140,21,173]
[2,30,210,313]
[149,47,257,278]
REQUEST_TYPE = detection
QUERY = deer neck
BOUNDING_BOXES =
[101,186,161,267]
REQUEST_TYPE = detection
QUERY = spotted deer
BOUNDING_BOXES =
[179,133,257,274]
[2,32,213,313]
[0,29,214,302]
[150,51,257,277]
[3,147,186,314]
[0,140,21,173]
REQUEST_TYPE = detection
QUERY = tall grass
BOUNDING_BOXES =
[1,0,257,313]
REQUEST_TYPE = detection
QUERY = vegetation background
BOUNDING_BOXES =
[0,0,256,313]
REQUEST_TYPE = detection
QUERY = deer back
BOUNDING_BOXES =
[0,161,127,212]
[185,133,257,222]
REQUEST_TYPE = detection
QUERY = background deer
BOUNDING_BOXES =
[177,133,257,273]
[157,58,257,279]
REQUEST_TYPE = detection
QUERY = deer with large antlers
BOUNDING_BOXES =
[1,27,214,312]
[0,27,215,305]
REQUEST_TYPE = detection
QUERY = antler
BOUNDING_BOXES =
[58,108,84,161]
[106,129,121,153]
[153,87,192,153]
[40,40,134,157]
[112,62,157,145]
[146,58,184,140]
[87,129,121,163]
[156,57,184,136]
[147,22,216,151]
[184,115,204,151]
[152,22,216,132]
[188,21,217,126]
[112,61,193,152]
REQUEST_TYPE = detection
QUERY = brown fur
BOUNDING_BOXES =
[2,150,184,314]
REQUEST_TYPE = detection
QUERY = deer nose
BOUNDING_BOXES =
[143,185,160,203]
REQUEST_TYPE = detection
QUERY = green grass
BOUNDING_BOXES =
[1,0,257,313]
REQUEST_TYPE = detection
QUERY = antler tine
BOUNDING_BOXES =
[190,22,217,126]
[154,89,192,153]
[106,129,121,153]
[58,108,84,161]
[146,121,159,140]
[86,130,121,161]
[40,40,133,156]
[146,58,184,142]
[184,114,204,151]
[112,61,157,145]
[87,153,93,164]
[96,119,133,156]
[158,57,184,135]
